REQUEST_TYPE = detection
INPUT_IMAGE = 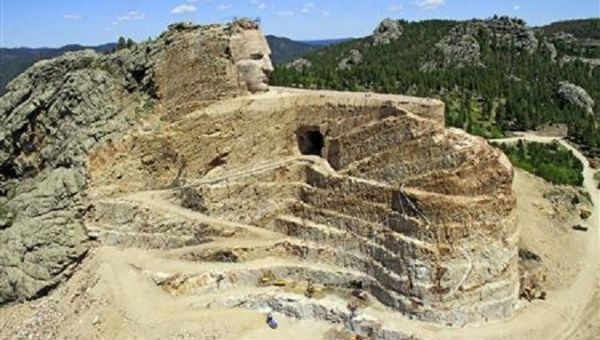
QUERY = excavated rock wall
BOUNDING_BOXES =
[88,89,518,325]
[152,23,247,117]
[1,18,518,327]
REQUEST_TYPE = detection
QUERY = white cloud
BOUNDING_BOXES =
[416,0,444,10]
[172,4,197,14]
[63,14,83,20]
[111,10,145,26]
[117,11,146,21]
[301,2,315,13]
[218,4,233,10]
[513,4,520,10]
[249,0,267,10]
[322,10,331,17]
[389,3,403,12]
[276,10,295,16]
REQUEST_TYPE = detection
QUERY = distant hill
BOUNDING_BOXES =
[301,38,355,47]
[265,35,318,65]
[540,18,600,39]
[0,43,116,94]
[265,36,353,65]
[272,17,600,155]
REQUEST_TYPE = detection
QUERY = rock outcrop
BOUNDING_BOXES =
[484,18,538,55]
[337,49,363,70]
[421,17,539,71]
[543,40,558,62]
[0,47,149,303]
[421,26,484,71]
[286,58,312,72]
[372,19,403,46]
[551,31,577,45]
[0,19,272,304]
[557,81,595,114]
[560,55,600,68]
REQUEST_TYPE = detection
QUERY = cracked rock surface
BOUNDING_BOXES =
[0,20,261,304]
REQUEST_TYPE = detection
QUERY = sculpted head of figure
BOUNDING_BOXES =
[229,19,274,93]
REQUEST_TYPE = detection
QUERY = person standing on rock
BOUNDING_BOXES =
[305,278,315,298]
[266,313,278,329]
[347,302,358,318]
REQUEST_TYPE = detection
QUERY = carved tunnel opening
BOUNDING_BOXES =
[296,127,325,157]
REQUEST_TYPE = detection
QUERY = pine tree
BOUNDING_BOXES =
[117,36,127,50]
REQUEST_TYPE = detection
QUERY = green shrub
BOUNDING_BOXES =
[493,140,584,186]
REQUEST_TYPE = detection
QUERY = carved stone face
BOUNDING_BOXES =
[230,28,274,93]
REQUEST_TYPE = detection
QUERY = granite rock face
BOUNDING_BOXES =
[421,26,483,71]
[0,168,88,303]
[484,18,538,55]
[372,19,403,46]
[421,17,539,71]
[543,40,558,62]
[557,81,595,114]
[285,58,313,72]
[337,49,364,70]
[0,19,269,304]
[0,47,149,303]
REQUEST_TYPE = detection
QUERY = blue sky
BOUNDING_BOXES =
[0,0,598,48]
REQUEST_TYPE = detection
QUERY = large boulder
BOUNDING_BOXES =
[337,49,363,70]
[543,40,558,62]
[557,81,595,114]
[372,19,403,46]
[421,27,483,71]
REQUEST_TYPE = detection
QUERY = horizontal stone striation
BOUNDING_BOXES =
[326,115,439,170]
[87,88,517,326]
[174,131,516,325]
[297,166,517,323]
[85,200,218,249]
[211,291,421,339]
